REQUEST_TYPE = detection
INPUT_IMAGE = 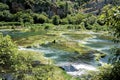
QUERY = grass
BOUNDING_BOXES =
[94,53,107,61]
[42,40,99,61]
[32,65,79,80]
[3,50,79,80]
[2,27,103,61]
[18,50,51,64]
[18,50,79,80]
[0,25,108,80]
[97,34,114,41]
[63,32,93,40]
[43,41,90,54]
[3,28,100,62]
[3,29,69,46]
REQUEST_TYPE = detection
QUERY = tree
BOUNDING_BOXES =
[0,34,34,79]
[0,35,18,72]
[0,3,9,11]
[52,15,60,25]
[74,13,86,24]
[0,10,13,21]
[33,13,48,24]
[14,11,34,25]
[92,6,120,80]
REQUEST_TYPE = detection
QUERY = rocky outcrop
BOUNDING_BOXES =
[0,0,119,16]
[82,0,113,15]
[11,2,24,12]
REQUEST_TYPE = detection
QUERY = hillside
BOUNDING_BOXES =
[0,0,119,28]
[0,0,120,26]
[0,0,90,17]
[0,0,119,16]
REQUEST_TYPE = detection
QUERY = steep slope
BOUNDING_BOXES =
[81,0,120,15]
[0,0,120,18]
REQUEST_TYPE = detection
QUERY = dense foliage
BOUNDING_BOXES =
[90,5,120,80]
[0,0,113,26]
[0,0,120,80]
[0,34,77,80]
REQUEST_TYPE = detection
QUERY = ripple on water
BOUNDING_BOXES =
[19,46,98,77]
[56,62,98,76]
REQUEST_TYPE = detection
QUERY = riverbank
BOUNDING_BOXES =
[0,29,115,78]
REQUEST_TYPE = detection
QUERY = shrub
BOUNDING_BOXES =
[14,12,34,24]
[0,3,9,11]
[52,15,60,25]
[0,10,13,22]
[66,15,74,24]
[60,18,68,25]
[0,35,18,71]
[43,23,54,30]
[74,13,86,24]
[33,14,48,24]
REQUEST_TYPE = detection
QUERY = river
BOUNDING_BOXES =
[19,32,118,77]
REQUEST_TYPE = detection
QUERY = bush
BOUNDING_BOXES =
[52,15,60,25]
[66,15,74,24]
[43,23,54,30]
[0,35,18,71]
[80,22,86,30]
[60,18,68,25]
[0,3,9,11]
[0,10,13,22]
[14,11,34,24]
[33,14,48,24]
[92,22,108,31]
[86,15,96,25]
[74,13,86,24]
[91,63,120,80]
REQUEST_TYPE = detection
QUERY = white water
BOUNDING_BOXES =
[67,64,97,76]
[19,33,118,77]
[19,46,98,76]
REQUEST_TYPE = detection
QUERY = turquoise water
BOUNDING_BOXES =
[19,33,119,76]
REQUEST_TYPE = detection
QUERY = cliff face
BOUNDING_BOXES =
[0,0,70,17]
[81,0,118,15]
[0,0,119,16]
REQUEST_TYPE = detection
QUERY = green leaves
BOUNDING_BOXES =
[14,11,34,24]
[33,13,48,24]
[0,35,18,71]
[91,5,120,80]
[52,15,60,25]
[0,3,9,11]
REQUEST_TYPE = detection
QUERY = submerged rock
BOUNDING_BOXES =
[61,65,78,72]
[26,46,32,48]
[32,60,41,67]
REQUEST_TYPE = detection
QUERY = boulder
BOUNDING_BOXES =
[61,64,78,72]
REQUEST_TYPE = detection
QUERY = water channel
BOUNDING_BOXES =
[19,32,118,77]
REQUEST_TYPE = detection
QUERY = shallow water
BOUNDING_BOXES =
[82,36,118,63]
[19,32,118,77]
[19,45,98,77]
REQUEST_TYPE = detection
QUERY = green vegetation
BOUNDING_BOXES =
[52,15,60,25]
[0,34,78,80]
[42,41,100,62]
[0,0,120,80]
[0,0,111,31]
[63,32,93,40]
[89,5,120,80]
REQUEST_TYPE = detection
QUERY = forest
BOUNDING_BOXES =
[0,0,120,80]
